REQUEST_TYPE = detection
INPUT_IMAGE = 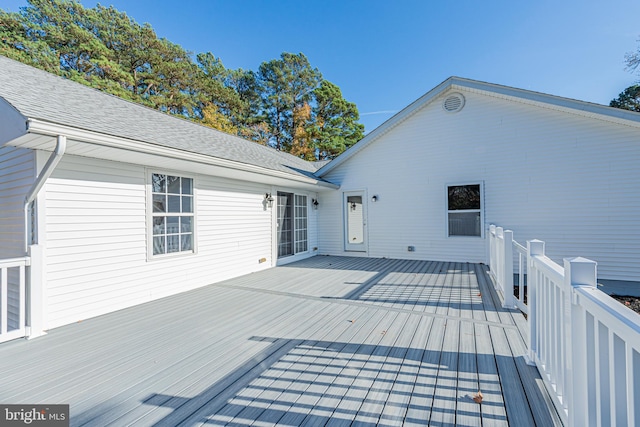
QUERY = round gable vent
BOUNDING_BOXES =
[443,93,465,113]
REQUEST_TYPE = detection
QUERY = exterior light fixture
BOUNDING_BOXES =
[312,198,319,209]
[371,195,378,202]
[265,193,274,208]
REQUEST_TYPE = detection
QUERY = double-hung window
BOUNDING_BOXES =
[447,183,483,237]
[151,173,194,255]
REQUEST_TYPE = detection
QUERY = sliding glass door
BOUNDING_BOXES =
[277,192,293,257]
[277,192,308,258]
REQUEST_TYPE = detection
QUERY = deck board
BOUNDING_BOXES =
[0,255,561,426]
[429,318,460,426]
[490,326,536,427]
[403,316,445,426]
[119,302,356,423]
[254,306,384,427]
[377,314,432,425]
[456,320,481,427]
[350,313,421,425]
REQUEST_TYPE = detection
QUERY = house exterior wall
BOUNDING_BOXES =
[318,89,640,281]
[0,146,35,258]
[41,154,318,329]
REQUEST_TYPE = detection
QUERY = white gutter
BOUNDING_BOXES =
[23,134,66,253]
[26,119,339,190]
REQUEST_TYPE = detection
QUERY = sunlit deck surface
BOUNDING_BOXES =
[0,256,562,426]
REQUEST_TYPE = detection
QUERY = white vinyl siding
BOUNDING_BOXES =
[319,89,640,281]
[43,154,280,329]
[0,147,35,258]
[0,147,31,334]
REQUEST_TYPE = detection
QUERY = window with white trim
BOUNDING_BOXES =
[151,173,194,255]
[447,183,482,237]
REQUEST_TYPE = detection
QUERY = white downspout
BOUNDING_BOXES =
[22,134,66,339]
[23,135,66,253]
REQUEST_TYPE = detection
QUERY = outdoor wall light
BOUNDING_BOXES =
[371,195,379,202]
[312,198,319,209]
[264,193,274,208]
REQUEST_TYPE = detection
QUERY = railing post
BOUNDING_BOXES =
[526,239,545,366]
[27,244,46,339]
[502,230,516,308]
[564,257,597,427]
[489,225,496,275]
[496,227,504,292]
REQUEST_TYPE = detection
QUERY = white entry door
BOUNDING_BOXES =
[344,191,367,252]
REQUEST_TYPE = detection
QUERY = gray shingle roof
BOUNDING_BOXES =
[0,55,321,179]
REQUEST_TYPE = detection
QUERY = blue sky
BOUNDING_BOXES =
[3,0,640,132]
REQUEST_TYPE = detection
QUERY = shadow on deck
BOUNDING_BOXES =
[0,256,562,426]
[141,336,547,426]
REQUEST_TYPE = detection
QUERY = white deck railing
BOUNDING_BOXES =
[512,239,528,313]
[0,256,30,343]
[489,225,640,427]
[489,225,527,313]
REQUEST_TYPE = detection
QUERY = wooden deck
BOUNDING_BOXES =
[0,256,562,426]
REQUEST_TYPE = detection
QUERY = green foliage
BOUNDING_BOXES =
[257,52,322,151]
[196,52,245,123]
[254,53,363,158]
[610,85,640,112]
[0,0,364,159]
[0,8,60,72]
[313,80,364,159]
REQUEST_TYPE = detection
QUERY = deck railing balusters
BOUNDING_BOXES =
[489,224,640,427]
[0,257,29,343]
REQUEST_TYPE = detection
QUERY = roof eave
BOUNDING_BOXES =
[451,78,640,126]
[25,118,338,190]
